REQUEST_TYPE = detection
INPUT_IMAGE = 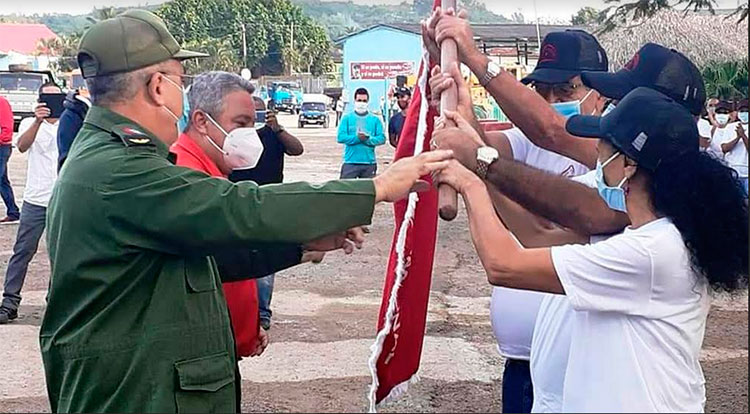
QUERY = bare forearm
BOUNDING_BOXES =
[722,137,741,153]
[279,130,303,156]
[464,52,597,168]
[486,157,629,235]
[16,122,41,152]
[488,186,587,247]
[462,181,564,294]
[462,181,524,277]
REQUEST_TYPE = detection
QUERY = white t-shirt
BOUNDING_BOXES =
[697,118,715,154]
[14,117,59,207]
[551,218,708,413]
[715,122,748,178]
[531,170,613,413]
[490,128,589,360]
[697,118,712,140]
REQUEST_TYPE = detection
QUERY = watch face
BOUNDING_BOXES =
[477,146,499,162]
[488,62,501,76]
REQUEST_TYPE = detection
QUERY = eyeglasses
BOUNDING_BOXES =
[531,81,586,99]
[158,72,195,87]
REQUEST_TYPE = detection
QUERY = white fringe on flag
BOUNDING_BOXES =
[367,46,432,413]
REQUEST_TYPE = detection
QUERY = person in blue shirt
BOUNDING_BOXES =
[389,87,411,148]
[56,90,91,171]
[337,88,386,178]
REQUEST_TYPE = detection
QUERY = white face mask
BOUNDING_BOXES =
[354,101,369,114]
[204,114,265,170]
[716,113,731,125]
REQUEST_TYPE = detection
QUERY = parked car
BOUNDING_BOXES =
[298,101,329,128]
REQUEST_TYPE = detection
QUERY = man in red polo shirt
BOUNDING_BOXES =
[172,72,347,360]
[175,69,372,360]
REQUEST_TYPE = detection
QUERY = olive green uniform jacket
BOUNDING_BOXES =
[40,106,376,413]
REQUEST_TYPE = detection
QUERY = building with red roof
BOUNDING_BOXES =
[0,23,59,71]
[0,23,58,55]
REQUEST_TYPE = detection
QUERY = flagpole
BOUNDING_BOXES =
[533,0,542,50]
[438,0,459,221]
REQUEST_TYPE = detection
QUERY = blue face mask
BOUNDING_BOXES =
[551,89,595,119]
[595,151,629,213]
[739,111,749,124]
[163,75,191,133]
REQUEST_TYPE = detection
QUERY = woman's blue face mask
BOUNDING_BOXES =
[595,151,629,213]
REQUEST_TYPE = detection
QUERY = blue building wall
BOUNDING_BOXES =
[341,27,422,116]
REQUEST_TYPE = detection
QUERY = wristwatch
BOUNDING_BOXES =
[479,60,502,87]
[476,146,499,179]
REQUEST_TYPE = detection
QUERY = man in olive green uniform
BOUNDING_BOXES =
[40,10,452,413]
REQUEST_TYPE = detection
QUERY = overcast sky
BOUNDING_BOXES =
[0,0,742,20]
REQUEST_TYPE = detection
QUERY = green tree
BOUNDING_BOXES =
[157,0,333,76]
[571,6,601,25]
[703,59,749,100]
[183,37,243,74]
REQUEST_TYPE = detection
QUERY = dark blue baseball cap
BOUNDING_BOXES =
[521,30,608,85]
[581,43,706,116]
[566,87,698,172]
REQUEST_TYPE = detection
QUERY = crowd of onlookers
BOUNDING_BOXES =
[699,97,749,193]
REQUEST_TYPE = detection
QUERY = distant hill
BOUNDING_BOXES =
[0,4,161,36]
[1,0,508,40]
[293,0,513,39]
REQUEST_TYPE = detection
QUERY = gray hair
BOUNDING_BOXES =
[187,71,256,124]
[84,61,169,107]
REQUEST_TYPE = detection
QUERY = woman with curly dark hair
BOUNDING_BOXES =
[435,87,748,413]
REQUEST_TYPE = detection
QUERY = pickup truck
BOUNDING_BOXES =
[0,69,57,130]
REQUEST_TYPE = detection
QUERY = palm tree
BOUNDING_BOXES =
[702,60,749,100]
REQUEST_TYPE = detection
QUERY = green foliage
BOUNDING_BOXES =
[571,6,601,25]
[703,59,749,100]
[33,32,81,72]
[293,0,510,40]
[183,37,243,74]
[157,0,334,76]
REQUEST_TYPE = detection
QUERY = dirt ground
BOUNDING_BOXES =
[0,113,747,413]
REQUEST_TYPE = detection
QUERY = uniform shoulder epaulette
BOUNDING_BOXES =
[111,124,156,147]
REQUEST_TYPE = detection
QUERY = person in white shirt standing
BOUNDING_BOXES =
[719,98,748,195]
[697,98,719,153]
[0,82,61,324]
[435,87,748,413]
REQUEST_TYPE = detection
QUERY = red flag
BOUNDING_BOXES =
[368,0,442,409]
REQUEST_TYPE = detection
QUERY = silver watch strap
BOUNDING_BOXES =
[476,160,490,179]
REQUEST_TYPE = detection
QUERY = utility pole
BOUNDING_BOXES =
[290,21,295,75]
[241,23,247,66]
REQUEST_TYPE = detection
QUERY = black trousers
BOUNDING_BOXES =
[502,358,534,413]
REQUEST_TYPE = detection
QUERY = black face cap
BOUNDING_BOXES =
[581,43,706,116]
[566,87,699,172]
[395,86,412,98]
[521,30,608,85]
